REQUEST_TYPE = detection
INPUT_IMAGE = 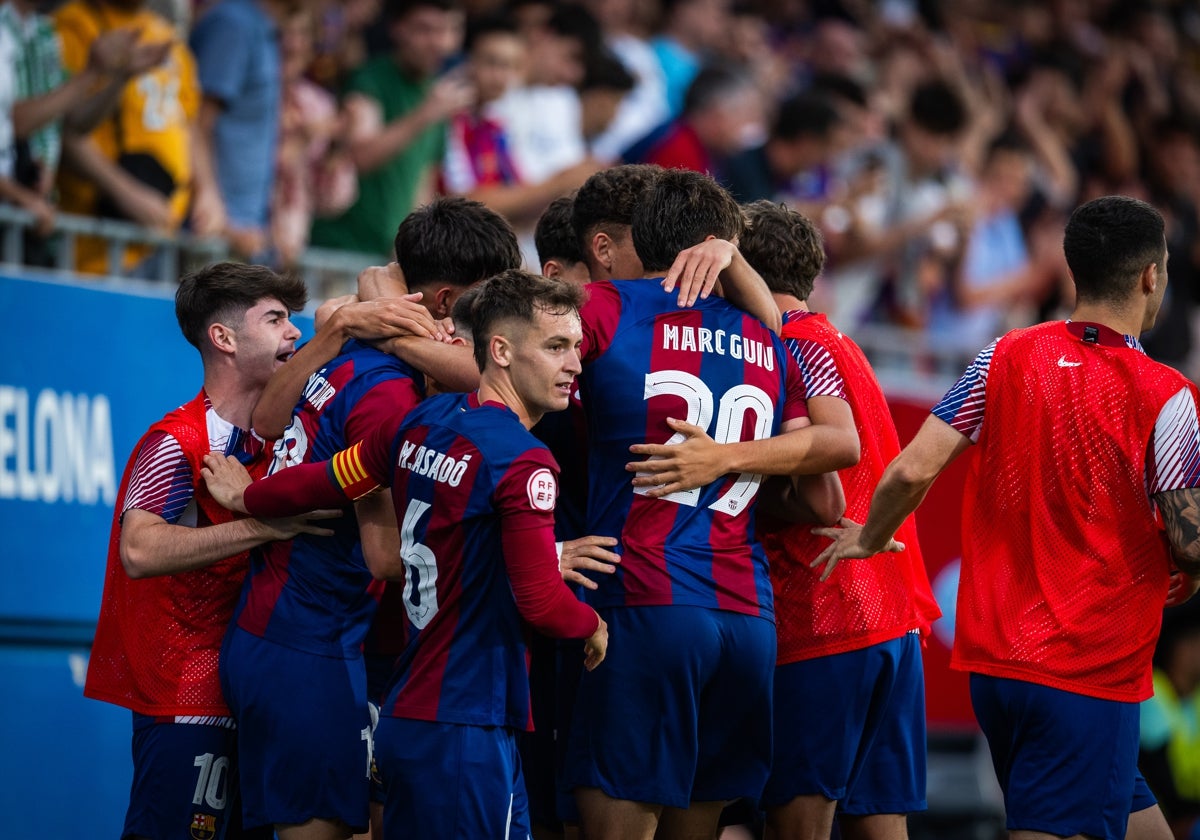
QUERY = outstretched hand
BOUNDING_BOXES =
[661,239,737,307]
[809,517,905,582]
[627,417,726,496]
[559,535,620,590]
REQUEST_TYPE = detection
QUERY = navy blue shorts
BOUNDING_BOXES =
[375,717,532,839]
[220,626,371,832]
[762,631,926,813]
[124,713,269,840]
[563,605,776,809]
[970,674,1157,840]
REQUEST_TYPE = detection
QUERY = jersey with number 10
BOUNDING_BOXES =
[578,279,808,619]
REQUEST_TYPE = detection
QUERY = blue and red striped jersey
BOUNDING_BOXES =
[232,340,424,658]
[577,279,808,619]
[374,393,597,729]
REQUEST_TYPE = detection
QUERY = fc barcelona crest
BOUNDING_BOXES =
[190,812,217,840]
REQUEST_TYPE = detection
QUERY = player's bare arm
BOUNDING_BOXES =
[627,401,859,497]
[812,414,971,581]
[386,337,481,392]
[559,535,621,591]
[357,490,403,581]
[119,508,338,579]
[252,295,444,438]
[1154,488,1200,605]
[661,238,782,331]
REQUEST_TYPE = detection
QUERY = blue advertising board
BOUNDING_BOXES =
[0,271,312,836]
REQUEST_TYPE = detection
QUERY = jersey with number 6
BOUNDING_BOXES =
[578,279,808,619]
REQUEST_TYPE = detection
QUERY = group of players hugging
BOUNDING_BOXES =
[83,163,1200,840]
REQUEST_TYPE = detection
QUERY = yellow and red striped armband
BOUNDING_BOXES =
[327,442,380,501]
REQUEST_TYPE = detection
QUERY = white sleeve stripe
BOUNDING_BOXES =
[124,435,189,513]
[1151,388,1200,494]
[785,337,847,400]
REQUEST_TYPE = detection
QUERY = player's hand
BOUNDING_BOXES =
[559,535,620,590]
[331,293,448,342]
[1166,569,1200,607]
[357,262,408,300]
[626,418,727,496]
[661,238,737,307]
[254,509,342,541]
[200,453,252,514]
[810,517,905,582]
[583,615,608,671]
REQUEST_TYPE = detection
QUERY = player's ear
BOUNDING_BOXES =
[434,287,455,319]
[1141,261,1158,295]
[208,321,236,355]
[591,232,614,271]
[490,333,513,369]
[542,259,564,279]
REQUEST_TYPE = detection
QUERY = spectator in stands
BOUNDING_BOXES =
[189,0,290,259]
[650,0,730,117]
[310,0,471,258]
[0,9,53,236]
[622,62,765,182]
[928,133,1061,353]
[582,0,669,164]
[579,48,636,148]
[270,4,358,266]
[55,0,207,276]
[1141,600,1200,840]
[724,91,841,206]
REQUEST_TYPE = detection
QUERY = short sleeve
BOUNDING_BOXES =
[783,336,847,401]
[1148,386,1200,495]
[52,5,95,76]
[931,340,995,442]
[579,280,622,362]
[123,431,194,523]
[188,6,251,106]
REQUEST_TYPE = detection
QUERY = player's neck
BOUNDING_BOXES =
[1069,301,1144,340]
[772,292,807,314]
[477,376,539,430]
[203,372,259,432]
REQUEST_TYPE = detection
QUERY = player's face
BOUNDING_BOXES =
[509,307,583,418]
[233,297,302,387]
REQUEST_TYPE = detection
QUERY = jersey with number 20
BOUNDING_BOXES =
[579,279,808,620]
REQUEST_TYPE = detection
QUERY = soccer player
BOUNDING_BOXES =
[563,169,856,840]
[219,197,523,839]
[743,201,940,840]
[536,193,591,285]
[813,195,1200,840]
[84,263,336,840]
[202,269,608,840]
[571,163,659,283]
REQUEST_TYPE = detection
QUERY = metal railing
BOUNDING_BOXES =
[0,203,384,298]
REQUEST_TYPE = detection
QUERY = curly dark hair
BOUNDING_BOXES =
[740,201,825,301]
[572,164,661,268]
[394,197,522,292]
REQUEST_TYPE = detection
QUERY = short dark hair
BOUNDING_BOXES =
[572,164,661,264]
[774,92,840,142]
[459,269,585,371]
[175,263,308,351]
[464,11,519,53]
[581,48,635,93]
[385,0,457,22]
[631,169,744,273]
[683,62,756,117]
[908,80,967,136]
[394,197,522,291]
[449,283,481,341]
[740,201,825,300]
[1063,196,1166,304]
[535,194,585,267]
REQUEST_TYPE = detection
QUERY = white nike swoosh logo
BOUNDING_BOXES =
[1057,355,1082,367]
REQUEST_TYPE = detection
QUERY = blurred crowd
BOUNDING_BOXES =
[4,0,1200,373]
